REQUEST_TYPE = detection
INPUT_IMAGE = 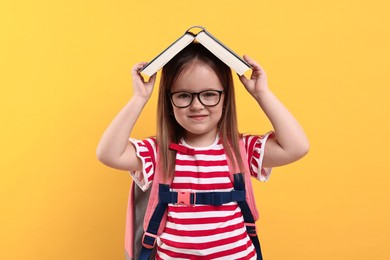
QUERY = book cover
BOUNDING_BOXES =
[140,26,251,77]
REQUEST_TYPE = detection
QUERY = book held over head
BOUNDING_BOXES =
[140,26,252,77]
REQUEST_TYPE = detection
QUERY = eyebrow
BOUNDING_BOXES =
[171,87,223,92]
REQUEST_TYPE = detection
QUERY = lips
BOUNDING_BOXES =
[188,114,208,120]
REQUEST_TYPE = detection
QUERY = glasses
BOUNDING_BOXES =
[170,90,224,108]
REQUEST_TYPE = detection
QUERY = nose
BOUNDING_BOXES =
[189,93,204,109]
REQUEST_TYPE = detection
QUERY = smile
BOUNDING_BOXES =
[188,115,208,120]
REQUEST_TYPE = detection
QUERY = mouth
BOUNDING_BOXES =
[188,114,208,120]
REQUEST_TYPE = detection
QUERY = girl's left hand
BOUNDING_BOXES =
[238,55,269,100]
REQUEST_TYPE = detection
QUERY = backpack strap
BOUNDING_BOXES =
[140,138,263,260]
[139,142,172,260]
[159,189,246,206]
[226,138,263,260]
[233,173,263,260]
[139,184,170,260]
[124,182,135,260]
[226,138,259,220]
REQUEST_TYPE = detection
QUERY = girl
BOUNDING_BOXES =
[97,43,309,259]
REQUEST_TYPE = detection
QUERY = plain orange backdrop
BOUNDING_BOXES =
[1,0,389,259]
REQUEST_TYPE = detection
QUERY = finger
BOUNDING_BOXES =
[147,73,157,85]
[132,62,148,75]
[238,74,249,86]
[243,55,259,67]
[243,55,265,75]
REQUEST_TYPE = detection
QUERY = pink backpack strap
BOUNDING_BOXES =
[124,182,135,259]
[226,138,263,259]
[143,138,260,237]
[226,138,259,220]
[142,161,172,234]
[141,143,174,256]
[142,140,172,232]
[139,139,262,260]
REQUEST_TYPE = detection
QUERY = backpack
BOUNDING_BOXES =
[124,139,263,260]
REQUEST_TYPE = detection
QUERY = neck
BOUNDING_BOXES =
[183,130,218,147]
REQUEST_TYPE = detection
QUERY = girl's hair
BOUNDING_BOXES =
[156,43,244,180]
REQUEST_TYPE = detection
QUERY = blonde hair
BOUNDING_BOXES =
[156,43,244,180]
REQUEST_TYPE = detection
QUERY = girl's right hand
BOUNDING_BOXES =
[131,62,157,100]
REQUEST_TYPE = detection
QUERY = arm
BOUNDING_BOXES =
[96,62,157,171]
[239,55,309,168]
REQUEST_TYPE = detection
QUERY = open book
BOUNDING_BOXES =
[140,26,252,77]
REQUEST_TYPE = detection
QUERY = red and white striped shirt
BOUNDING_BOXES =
[130,134,272,260]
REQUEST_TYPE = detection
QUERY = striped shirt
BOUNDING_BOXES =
[130,134,272,260]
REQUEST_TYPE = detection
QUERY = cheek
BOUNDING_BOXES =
[172,107,184,121]
[217,109,224,121]
[211,105,224,120]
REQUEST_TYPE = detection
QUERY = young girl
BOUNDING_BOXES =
[97,43,309,259]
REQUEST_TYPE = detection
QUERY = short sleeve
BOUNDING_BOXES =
[243,132,274,182]
[128,137,157,191]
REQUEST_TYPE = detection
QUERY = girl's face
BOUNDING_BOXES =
[170,62,225,146]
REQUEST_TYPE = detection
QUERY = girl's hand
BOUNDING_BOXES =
[131,62,157,100]
[238,55,269,100]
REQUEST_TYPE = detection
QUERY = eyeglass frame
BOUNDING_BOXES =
[169,89,224,108]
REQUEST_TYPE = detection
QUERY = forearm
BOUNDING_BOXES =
[96,95,148,164]
[256,90,309,163]
[238,55,308,166]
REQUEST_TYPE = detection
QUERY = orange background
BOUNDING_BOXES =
[1,0,389,259]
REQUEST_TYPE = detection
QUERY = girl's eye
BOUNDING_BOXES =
[177,93,191,99]
[202,91,218,97]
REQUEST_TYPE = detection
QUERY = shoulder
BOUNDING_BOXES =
[129,136,158,162]
[130,136,157,150]
[241,133,274,145]
[241,133,274,181]
[241,132,275,157]
[241,134,261,149]
[128,137,158,190]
